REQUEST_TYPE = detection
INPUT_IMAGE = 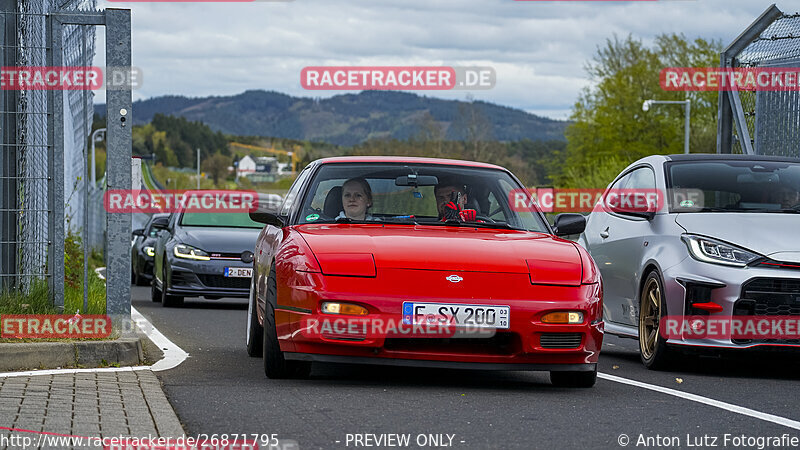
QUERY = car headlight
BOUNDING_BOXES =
[173,243,210,261]
[144,246,155,257]
[681,235,761,267]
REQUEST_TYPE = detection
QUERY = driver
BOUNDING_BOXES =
[336,177,378,221]
[434,180,478,222]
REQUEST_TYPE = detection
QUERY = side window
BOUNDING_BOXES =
[608,172,630,192]
[280,167,312,217]
[626,167,656,190]
[486,192,506,221]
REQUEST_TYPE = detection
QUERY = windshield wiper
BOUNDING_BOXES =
[738,208,800,214]
[689,207,743,212]
[431,220,524,231]
[381,216,420,225]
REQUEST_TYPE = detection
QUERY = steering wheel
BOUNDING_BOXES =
[474,215,495,223]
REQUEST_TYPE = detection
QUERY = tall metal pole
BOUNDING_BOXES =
[684,100,691,154]
[104,8,132,320]
[196,148,200,190]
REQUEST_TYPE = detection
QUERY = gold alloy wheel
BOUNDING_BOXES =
[639,276,661,360]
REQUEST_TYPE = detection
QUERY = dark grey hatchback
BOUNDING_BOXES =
[151,211,262,307]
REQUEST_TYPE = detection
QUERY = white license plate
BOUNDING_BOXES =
[402,302,510,329]
[224,267,253,278]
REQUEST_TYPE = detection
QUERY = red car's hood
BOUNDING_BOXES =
[296,224,582,275]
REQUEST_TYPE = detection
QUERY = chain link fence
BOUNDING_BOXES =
[0,0,96,293]
[718,6,800,156]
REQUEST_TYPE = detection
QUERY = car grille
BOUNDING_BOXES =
[209,252,246,261]
[740,278,800,316]
[384,333,520,356]
[734,278,800,345]
[198,274,250,289]
[539,333,582,349]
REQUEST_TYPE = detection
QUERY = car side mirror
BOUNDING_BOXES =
[257,194,283,214]
[151,217,170,230]
[132,228,144,237]
[553,213,586,237]
[610,203,657,220]
[249,211,285,228]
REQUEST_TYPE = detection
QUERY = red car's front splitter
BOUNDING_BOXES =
[284,320,603,370]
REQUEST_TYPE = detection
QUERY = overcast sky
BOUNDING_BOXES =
[95,0,790,120]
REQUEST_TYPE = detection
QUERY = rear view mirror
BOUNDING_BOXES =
[132,228,144,237]
[553,213,586,237]
[395,175,439,187]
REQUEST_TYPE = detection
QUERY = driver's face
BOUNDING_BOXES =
[435,186,467,215]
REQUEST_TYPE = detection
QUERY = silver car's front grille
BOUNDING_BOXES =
[735,278,800,345]
[740,278,800,317]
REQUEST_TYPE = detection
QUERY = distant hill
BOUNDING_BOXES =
[96,90,566,146]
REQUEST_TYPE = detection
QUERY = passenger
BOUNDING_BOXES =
[337,177,377,221]
[434,180,478,222]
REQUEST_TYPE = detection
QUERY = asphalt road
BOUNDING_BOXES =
[131,286,800,450]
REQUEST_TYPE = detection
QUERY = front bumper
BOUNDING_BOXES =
[166,257,252,298]
[663,256,800,349]
[275,269,603,370]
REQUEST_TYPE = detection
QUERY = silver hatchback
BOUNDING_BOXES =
[579,154,800,369]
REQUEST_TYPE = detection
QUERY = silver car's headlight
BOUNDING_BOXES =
[681,235,761,267]
[173,243,210,261]
[144,246,155,257]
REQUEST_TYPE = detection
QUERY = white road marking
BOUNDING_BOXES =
[0,365,149,378]
[599,372,800,430]
[132,306,189,372]
[0,307,188,378]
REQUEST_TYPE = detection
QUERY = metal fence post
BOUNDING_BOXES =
[716,54,733,154]
[105,8,132,319]
[47,14,66,311]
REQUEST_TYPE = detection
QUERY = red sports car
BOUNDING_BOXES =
[246,157,603,387]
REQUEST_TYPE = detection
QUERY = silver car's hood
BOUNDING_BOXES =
[675,213,800,262]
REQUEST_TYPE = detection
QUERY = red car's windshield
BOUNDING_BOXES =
[296,163,549,232]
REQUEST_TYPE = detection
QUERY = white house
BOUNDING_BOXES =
[236,155,257,178]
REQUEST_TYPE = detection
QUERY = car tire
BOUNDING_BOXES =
[639,271,676,370]
[263,264,311,379]
[550,368,597,388]
[151,273,162,302]
[161,265,184,308]
[246,271,264,357]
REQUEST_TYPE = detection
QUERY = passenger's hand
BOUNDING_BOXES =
[442,201,462,221]
[459,209,477,222]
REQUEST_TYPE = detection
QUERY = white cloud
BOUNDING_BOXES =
[95,0,790,119]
